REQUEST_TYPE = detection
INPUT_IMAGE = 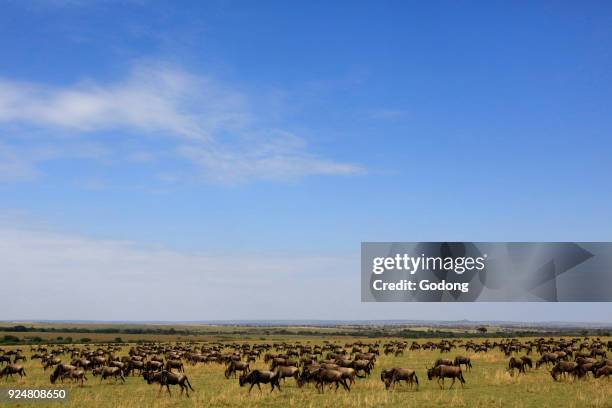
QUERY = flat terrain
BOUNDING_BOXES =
[0,328,611,408]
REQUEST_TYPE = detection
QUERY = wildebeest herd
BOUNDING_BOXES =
[0,336,611,399]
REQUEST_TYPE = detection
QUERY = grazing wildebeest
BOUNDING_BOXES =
[508,357,526,375]
[594,366,612,379]
[13,354,26,364]
[576,357,598,366]
[575,362,597,378]
[92,366,125,383]
[224,361,250,379]
[165,360,184,372]
[520,356,533,370]
[350,359,373,377]
[74,358,92,370]
[239,370,281,393]
[43,357,62,371]
[299,356,315,367]
[550,362,578,381]
[274,366,299,383]
[91,356,107,368]
[270,357,298,370]
[126,360,145,376]
[109,361,127,374]
[334,367,358,385]
[145,360,164,371]
[296,364,320,387]
[434,358,454,367]
[50,364,76,384]
[453,356,472,371]
[353,352,377,363]
[143,370,195,397]
[598,359,612,368]
[427,365,465,389]
[381,367,419,390]
[335,358,353,368]
[312,368,350,393]
[0,355,11,366]
[0,364,26,379]
[62,369,88,387]
[536,353,558,369]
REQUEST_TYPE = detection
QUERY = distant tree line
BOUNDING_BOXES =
[0,325,188,335]
[1,325,608,345]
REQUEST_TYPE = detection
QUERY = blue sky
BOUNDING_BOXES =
[1,1,611,321]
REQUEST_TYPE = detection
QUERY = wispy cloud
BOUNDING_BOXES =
[0,141,108,183]
[0,64,363,184]
[0,66,245,140]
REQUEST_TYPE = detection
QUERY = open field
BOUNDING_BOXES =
[1,325,611,408]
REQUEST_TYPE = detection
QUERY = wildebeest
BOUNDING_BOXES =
[594,366,612,379]
[274,365,299,383]
[453,356,472,371]
[92,366,125,383]
[508,357,526,375]
[576,357,598,366]
[427,365,465,389]
[353,352,376,363]
[12,354,26,364]
[575,362,597,378]
[91,356,107,368]
[239,370,281,393]
[224,361,250,379]
[50,364,76,384]
[43,357,62,371]
[143,370,195,396]
[536,353,558,369]
[0,355,11,366]
[381,367,419,390]
[62,369,88,387]
[73,358,93,370]
[296,364,320,387]
[550,361,578,381]
[145,360,164,371]
[591,348,608,359]
[520,356,533,370]
[311,368,350,393]
[270,357,298,370]
[334,367,358,385]
[165,360,184,372]
[125,360,145,376]
[0,364,26,379]
[350,359,373,376]
[434,358,454,367]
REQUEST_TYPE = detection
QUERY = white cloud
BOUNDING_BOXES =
[0,64,363,184]
[0,66,244,140]
[178,130,363,184]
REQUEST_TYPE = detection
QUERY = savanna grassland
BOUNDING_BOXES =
[1,325,611,408]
